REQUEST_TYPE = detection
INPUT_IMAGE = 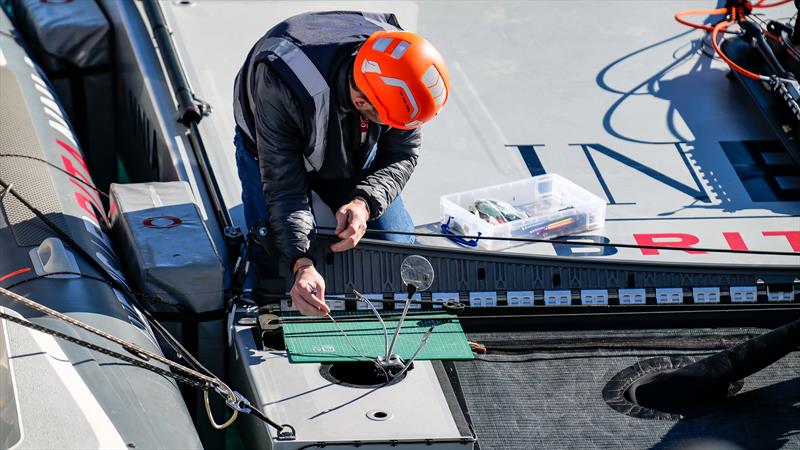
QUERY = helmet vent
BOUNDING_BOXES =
[389,41,410,59]
[371,37,393,52]
[423,65,447,106]
[361,59,382,75]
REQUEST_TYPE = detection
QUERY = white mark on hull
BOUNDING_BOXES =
[11,309,127,449]
[1,308,25,450]
[47,120,77,147]
[34,83,54,100]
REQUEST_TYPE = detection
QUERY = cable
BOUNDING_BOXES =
[0,179,291,435]
[675,8,730,32]
[712,19,772,81]
[0,308,210,389]
[753,0,793,8]
[5,150,796,257]
[315,227,800,257]
[0,178,206,370]
[673,2,787,81]
[0,285,218,388]
[0,154,109,198]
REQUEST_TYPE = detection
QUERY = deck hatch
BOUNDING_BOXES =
[721,140,800,202]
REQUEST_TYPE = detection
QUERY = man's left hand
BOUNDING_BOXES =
[331,198,369,252]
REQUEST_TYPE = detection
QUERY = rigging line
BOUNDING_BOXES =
[2,269,209,373]
[0,285,219,386]
[1,271,182,311]
[753,0,794,7]
[0,281,288,432]
[0,180,290,431]
[0,154,109,198]
[675,7,731,32]
[315,228,800,257]
[0,177,210,376]
[0,309,211,390]
[0,162,291,432]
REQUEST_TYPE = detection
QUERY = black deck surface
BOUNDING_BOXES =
[455,328,800,450]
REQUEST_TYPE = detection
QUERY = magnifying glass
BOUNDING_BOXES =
[387,255,435,360]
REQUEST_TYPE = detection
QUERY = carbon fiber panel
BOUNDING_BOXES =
[454,329,800,450]
[0,67,65,246]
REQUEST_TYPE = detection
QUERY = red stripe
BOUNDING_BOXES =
[0,267,31,283]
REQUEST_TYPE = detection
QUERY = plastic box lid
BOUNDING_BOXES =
[440,174,606,251]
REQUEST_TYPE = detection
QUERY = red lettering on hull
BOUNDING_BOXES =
[763,231,800,252]
[722,232,749,251]
[632,233,708,255]
[57,138,106,223]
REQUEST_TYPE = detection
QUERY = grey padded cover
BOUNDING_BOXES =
[109,181,224,313]
[10,0,110,71]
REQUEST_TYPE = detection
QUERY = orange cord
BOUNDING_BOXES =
[711,19,770,80]
[752,0,792,8]
[675,7,729,31]
[674,3,777,80]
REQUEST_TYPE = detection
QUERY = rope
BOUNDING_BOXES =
[0,154,109,198]
[204,390,238,430]
[0,308,210,391]
[0,284,291,433]
[0,178,292,435]
[0,285,220,388]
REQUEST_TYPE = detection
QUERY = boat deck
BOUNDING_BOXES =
[160,0,800,267]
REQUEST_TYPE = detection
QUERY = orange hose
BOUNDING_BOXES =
[675,7,729,31]
[753,0,792,7]
[711,19,769,80]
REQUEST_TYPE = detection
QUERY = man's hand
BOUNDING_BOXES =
[330,198,369,252]
[291,259,330,316]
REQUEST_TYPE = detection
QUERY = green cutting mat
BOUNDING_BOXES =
[280,312,473,363]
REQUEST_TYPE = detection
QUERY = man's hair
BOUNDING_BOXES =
[348,69,362,94]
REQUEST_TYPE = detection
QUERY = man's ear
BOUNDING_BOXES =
[352,95,369,108]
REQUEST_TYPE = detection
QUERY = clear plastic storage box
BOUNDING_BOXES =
[440,174,607,251]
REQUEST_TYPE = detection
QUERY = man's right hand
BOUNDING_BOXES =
[290,259,330,316]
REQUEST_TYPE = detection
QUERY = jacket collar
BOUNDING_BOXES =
[335,55,356,114]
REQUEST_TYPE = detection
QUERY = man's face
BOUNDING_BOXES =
[349,81,383,124]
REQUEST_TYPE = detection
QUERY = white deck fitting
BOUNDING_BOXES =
[232,317,472,449]
[160,1,800,266]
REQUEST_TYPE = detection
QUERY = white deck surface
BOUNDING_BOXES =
[161,1,800,266]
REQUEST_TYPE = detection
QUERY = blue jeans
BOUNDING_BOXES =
[234,131,415,255]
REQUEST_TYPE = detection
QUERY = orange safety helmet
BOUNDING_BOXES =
[353,30,450,130]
